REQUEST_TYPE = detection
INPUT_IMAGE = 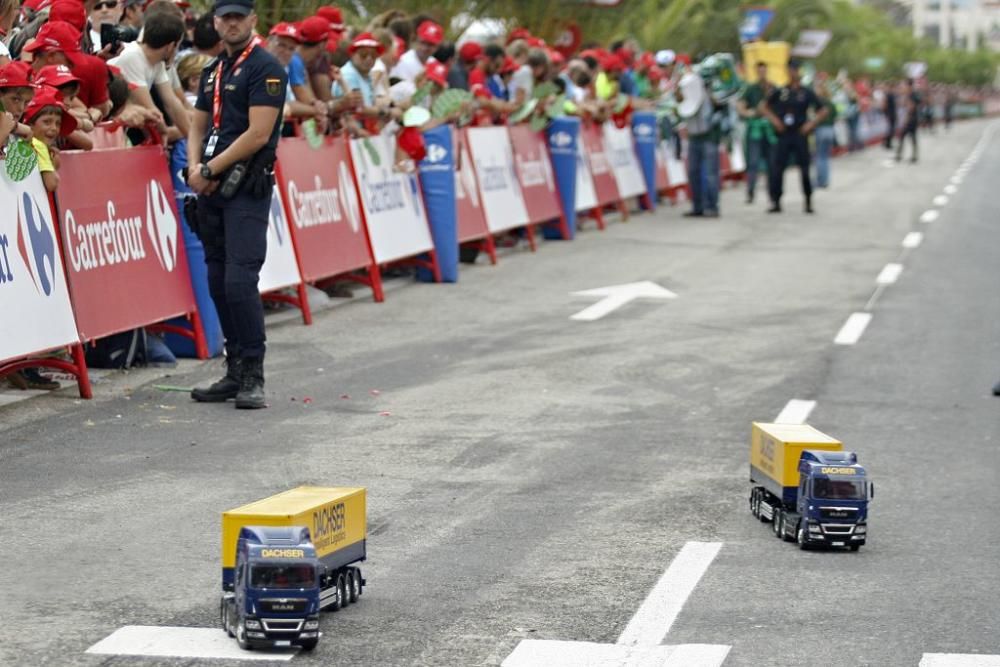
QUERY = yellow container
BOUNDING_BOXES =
[222,486,366,571]
[750,423,841,489]
[742,41,790,86]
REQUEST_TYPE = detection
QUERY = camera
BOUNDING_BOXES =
[100,23,140,52]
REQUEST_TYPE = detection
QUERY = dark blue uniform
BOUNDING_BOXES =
[766,84,820,208]
[193,43,286,363]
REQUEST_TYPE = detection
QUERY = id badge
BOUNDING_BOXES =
[205,132,219,158]
[783,113,795,127]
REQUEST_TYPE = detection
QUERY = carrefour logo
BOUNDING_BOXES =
[144,179,178,273]
[550,131,572,148]
[16,192,57,296]
[425,143,447,163]
[634,124,654,137]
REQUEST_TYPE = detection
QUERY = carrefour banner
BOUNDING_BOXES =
[631,111,658,210]
[349,134,435,264]
[259,185,303,293]
[57,145,198,342]
[545,117,580,240]
[0,168,80,362]
[602,122,646,199]
[418,125,458,282]
[466,126,530,233]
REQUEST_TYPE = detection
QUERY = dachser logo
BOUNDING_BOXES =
[16,192,57,296]
[144,180,178,272]
[312,502,346,550]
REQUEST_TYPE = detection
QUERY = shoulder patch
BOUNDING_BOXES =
[265,78,282,96]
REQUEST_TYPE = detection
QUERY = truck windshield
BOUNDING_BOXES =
[813,477,866,500]
[250,564,316,589]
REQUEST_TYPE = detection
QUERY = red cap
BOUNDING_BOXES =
[297,16,331,44]
[0,61,34,88]
[639,52,656,69]
[601,54,626,73]
[506,27,532,45]
[500,55,518,74]
[615,47,634,66]
[457,42,483,63]
[349,32,385,56]
[23,21,81,54]
[21,0,53,13]
[316,6,344,30]
[675,53,692,66]
[393,36,406,56]
[424,60,448,86]
[525,36,546,48]
[24,85,78,135]
[326,32,344,54]
[578,48,601,61]
[416,20,444,46]
[269,22,302,42]
[49,0,86,32]
[397,125,426,161]
[35,64,80,87]
[548,49,565,68]
[648,65,663,82]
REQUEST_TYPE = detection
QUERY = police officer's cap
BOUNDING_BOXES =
[214,0,254,17]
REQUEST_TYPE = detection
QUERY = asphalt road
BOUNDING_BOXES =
[2,118,998,667]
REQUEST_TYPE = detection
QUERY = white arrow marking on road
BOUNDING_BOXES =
[933,195,948,206]
[902,232,924,249]
[502,542,729,667]
[920,655,1000,666]
[775,399,817,425]
[835,312,873,345]
[570,281,677,321]
[920,210,940,224]
[876,263,904,285]
[944,184,958,194]
[87,626,296,661]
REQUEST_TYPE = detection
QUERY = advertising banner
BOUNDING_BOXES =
[631,111,659,209]
[275,136,370,282]
[0,169,80,362]
[453,128,491,243]
[349,134,435,264]
[580,122,621,207]
[602,122,647,199]
[544,117,579,239]
[259,185,304,293]
[508,124,562,226]
[418,125,458,282]
[466,126,530,233]
[57,145,198,342]
[574,135,599,212]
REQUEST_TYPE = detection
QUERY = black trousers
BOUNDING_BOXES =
[896,124,918,161]
[769,132,812,205]
[198,189,269,361]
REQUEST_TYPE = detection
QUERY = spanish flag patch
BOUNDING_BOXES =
[266,78,282,96]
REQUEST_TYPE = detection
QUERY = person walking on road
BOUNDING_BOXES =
[895,79,919,163]
[882,82,897,150]
[813,80,837,189]
[761,60,828,214]
[736,61,774,205]
[185,0,287,409]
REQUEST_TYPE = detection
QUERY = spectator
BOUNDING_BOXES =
[119,0,143,30]
[369,28,395,100]
[87,0,121,53]
[736,61,773,204]
[0,61,35,148]
[108,11,190,136]
[266,22,324,129]
[432,40,455,74]
[814,80,837,188]
[175,52,209,105]
[895,78,919,163]
[449,41,481,92]
[24,84,77,192]
[489,54,517,101]
[333,31,393,133]
[35,63,94,148]
[391,19,441,83]
[316,5,346,54]
[190,12,222,57]
[293,15,334,107]
[23,21,112,124]
[0,0,18,66]
[506,39,531,105]
[678,64,721,218]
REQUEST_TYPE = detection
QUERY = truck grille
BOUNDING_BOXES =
[820,507,858,521]
[259,598,308,614]
[261,619,303,633]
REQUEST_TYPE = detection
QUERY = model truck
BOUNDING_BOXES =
[220,486,367,650]
[749,423,873,550]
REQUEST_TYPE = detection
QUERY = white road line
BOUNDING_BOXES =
[944,184,958,194]
[950,175,963,184]
[920,210,940,224]
[834,312,873,345]
[617,541,723,647]
[933,195,948,206]
[86,626,297,661]
[902,232,924,249]
[919,654,1000,666]
[502,641,731,667]
[876,263,903,285]
[774,399,817,425]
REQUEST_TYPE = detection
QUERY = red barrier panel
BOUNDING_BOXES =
[56,145,207,357]
[453,128,496,264]
[275,136,383,301]
[508,125,570,238]
[580,123,627,219]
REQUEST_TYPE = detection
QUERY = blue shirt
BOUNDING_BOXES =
[331,61,374,107]
[618,69,636,96]
[288,52,307,88]
[487,75,508,101]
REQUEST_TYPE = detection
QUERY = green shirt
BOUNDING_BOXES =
[741,83,771,141]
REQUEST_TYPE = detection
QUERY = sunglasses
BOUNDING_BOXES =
[94,1,118,9]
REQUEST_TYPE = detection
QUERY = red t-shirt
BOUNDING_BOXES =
[468,68,491,99]
[66,51,110,108]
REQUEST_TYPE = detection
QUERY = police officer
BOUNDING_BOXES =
[761,60,828,214]
[186,0,287,409]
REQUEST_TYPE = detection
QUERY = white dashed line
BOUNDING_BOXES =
[87,626,296,661]
[919,654,1000,667]
[944,184,958,194]
[920,210,940,223]
[902,232,924,249]
[835,312,873,345]
[950,175,963,184]
[775,399,817,425]
[876,263,903,285]
[933,195,948,206]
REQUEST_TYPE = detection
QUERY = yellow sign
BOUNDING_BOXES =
[820,467,856,475]
[261,548,305,558]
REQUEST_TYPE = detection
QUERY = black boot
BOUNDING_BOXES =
[804,196,814,214]
[191,358,242,402]
[235,357,266,410]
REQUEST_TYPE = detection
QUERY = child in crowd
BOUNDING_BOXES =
[35,64,93,150]
[0,61,36,150]
[23,85,78,193]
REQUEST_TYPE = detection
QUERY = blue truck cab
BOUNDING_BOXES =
[220,527,322,651]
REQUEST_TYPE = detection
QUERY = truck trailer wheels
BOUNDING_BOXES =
[220,602,233,637]
[347,567,362,603]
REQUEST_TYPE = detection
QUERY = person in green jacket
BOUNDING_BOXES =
[736,61,775,204]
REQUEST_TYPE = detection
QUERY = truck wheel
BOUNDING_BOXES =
[347,568,361,603]
[750,490,758,518]
[797,524,810,551]
[338,573,349,607]
[236,620,252,650]
[329,574,344,611]
[299,639,318,651]
[220,602,233,637]
[773,510,782,537]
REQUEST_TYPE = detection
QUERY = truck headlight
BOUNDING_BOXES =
[808,524,822,534]
[304,621,319,630]
[855,525,866,534]
[245,620,262,630]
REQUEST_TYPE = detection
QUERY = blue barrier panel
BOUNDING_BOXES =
[544,117,579,240]
[417,125,458,282]
[632,111,658,211]
[164,139,224,358]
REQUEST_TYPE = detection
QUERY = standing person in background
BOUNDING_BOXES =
[843,80,861,152]
[87,0,120,53]
[119,0,145,31]
[186,0,286,409]
[677,64,720,218]
[882,81,897,150]
[895,79,919,163]
[736,61,773,205]
[813,80,837,189]
[761,60,827,214]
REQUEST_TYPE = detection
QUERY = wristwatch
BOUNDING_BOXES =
[200,164,214,180]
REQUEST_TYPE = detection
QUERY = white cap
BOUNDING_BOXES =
[655,49,676,66]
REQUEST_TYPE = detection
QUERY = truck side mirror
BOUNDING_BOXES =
[870,482,875,499]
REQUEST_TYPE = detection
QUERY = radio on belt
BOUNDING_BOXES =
[220,486,367,651]
[748,423,873,551]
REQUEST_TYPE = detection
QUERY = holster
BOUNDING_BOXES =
[183,195,223,247]
[243,147,277,200]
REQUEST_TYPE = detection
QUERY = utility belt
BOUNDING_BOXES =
[182,147,276,242]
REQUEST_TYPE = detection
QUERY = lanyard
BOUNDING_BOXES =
[212,35,263,129]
